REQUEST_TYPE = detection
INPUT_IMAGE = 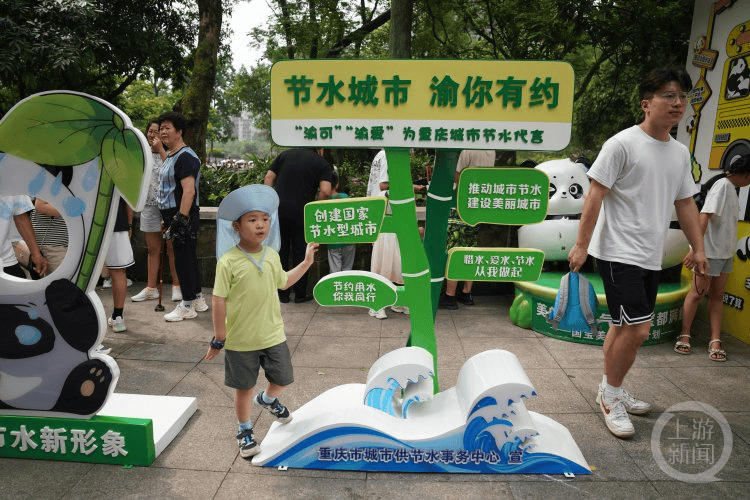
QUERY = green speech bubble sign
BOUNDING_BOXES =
[446,247,545,282]
[313,271,398,310]
[456,168,549,226]
[304,196,387,244]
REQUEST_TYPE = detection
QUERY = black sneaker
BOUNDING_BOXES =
[438,294,459,310]
[456,291,475,305]
[236,429,260,458]
[254,392,293,423]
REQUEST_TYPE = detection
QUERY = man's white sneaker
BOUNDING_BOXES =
[164,303,197,322]
[172,286,182,302]
[101,278,112,289]
[597,383,652,416]
[107,316,127,333]
[596,390,635,438]
[192,296,209,312]
[131,287,159,302]
[390,306,409,315]
[96,344,112,355]
[368,308,387,319]
[620,389,652,415]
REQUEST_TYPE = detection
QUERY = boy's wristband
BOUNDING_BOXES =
[209,338,225,350]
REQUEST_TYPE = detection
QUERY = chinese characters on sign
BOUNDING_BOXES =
[0,424,127,458]
[446,248,545,283]
[313,271,398,310]
[456,168,549,225]
[532,298,684,344]
[304,197,387,244]
[317,446,522,466]
[271,60,574,150]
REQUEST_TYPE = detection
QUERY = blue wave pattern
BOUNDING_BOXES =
[265,425,589,474]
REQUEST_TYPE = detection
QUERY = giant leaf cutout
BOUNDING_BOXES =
[0,91,145,207]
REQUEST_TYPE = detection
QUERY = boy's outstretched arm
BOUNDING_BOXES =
[281,243,319,290]
[205,295,227,360]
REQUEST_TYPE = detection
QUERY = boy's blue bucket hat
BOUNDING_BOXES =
[216,184,280,260]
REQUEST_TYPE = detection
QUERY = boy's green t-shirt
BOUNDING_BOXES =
[213,246,289,351]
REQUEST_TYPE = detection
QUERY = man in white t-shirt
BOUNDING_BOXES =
[568,67,709,439]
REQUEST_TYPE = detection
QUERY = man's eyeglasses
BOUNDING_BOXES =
[658,92,689,103]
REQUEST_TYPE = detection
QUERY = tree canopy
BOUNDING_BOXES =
[0,0,197,116]
[232,0,694,151]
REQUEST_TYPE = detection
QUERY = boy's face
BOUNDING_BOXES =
[234,210,270,247]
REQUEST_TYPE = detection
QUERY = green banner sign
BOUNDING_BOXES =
[313,271,398,309]
[304,196,387,244]
[0,414,155,466]
[456,168,549,225]
[445,247,544,282]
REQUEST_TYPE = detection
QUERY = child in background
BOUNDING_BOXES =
[679,154,750,361]
[204,185,318,458]
[327,171,356,273]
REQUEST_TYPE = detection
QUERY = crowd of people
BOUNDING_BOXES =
[3,66,750,452]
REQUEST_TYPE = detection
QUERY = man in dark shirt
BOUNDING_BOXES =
[264,148,333,302]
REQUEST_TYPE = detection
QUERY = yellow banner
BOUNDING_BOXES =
[271,59,574,150]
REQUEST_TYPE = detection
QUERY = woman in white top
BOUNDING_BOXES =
[678,154,750,361]
[131,120,182,303]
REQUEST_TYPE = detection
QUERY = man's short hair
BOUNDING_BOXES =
[639,66,693,101]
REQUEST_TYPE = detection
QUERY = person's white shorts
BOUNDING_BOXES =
[105,231,134,269]
[139,204,163,233]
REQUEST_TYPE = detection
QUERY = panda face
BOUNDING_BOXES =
[535,159,590,216]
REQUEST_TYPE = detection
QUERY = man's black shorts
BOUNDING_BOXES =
[597,259,659,326]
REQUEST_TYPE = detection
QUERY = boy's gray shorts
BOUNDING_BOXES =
[224,341,294,390]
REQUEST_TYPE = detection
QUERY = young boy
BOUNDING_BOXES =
[204,184,318,458]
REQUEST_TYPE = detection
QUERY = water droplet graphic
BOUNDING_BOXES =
[82,159,99,192]
[63,196,86,217]
[51,171,63,196]
[28,167,46,196]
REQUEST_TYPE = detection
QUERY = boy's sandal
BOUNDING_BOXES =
[674,334,691,355]
[708,339,727,362]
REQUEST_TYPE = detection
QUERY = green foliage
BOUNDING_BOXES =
[0,0,196,115]
[116,79,182,130]
[199,154,273,206]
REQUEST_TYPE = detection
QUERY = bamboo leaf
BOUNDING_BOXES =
[101,128,145,207]
[0,92,115,166]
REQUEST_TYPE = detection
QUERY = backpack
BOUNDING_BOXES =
[694,173,726,211]
[547,272,600,335]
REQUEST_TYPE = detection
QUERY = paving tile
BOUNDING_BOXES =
[168,363,236,408]
[118,341,207,363]
[539,336,608,369]
[509,480,659,499]
[153,406,240,471]
[281,312,314,336]
[304,312,382,337]
[291,336,380,369]
[113,359,196,395]
[59,464,226,500]
[214,472,367,500]
[523,368,592,414]
[656,366,750,412]
[366,477,514,499]
[462,337,559,370]
[0,459,95,500]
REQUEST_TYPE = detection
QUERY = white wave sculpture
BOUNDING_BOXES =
[253,347,589,474]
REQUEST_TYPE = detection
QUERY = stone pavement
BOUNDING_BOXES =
[2,283,749,500]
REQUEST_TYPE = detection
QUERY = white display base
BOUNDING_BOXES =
[98,393,197,457]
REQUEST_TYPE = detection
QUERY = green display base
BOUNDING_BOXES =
[0,393,197,466]
[513,271,691,346]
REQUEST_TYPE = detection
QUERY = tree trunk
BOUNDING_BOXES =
[180,0,222,163]
[389,0,412,58]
